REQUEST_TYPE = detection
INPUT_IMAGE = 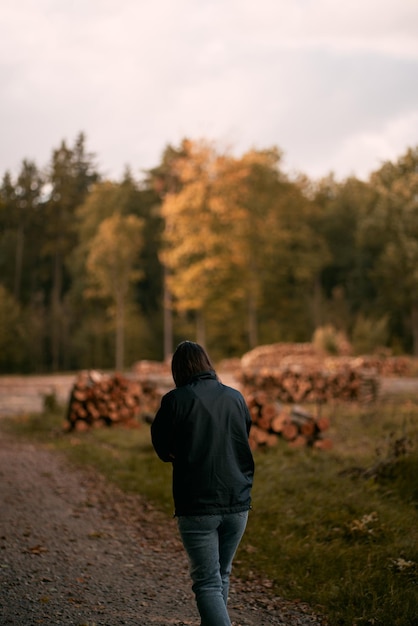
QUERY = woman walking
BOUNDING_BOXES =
[151,341,254,626]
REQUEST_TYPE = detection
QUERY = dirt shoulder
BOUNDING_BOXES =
[0,431,324,626]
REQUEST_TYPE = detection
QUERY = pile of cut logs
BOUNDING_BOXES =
[349,355,412,377]
[240,343,381,405]
[66,345,410,446]
[240,343,382,450]
[132,359,171,377]
[240,362,379,405]
[241,342,412,379]
[247,392,332,450]
[66,370,162,431]
[241,343,318,370]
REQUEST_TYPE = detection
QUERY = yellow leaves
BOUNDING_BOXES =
[160,146,240,313]
[86,213,144,300]
[175,138,218,185]
[26,544,48,554]
[159,138,327,320]
[346,512,381,539]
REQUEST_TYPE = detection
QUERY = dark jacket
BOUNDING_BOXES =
[151,370,254,516]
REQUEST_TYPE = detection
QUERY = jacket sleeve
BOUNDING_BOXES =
[245,402,252,436]
[238,392,252,436]
[151,393,175,462]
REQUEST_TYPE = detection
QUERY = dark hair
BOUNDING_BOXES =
[171,341,215,387]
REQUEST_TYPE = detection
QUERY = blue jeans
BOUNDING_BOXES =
[177,511,249,626]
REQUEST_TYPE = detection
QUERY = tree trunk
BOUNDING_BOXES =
[411,302,418,356]
[196,309,206,346]
[51,251,62,371]
[247,288,258,349]
[311,273,323,328]
[14,224,24,300]
[115,291,125,372]
[163,267,173,360]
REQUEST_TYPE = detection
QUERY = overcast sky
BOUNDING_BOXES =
[1,0,418,183]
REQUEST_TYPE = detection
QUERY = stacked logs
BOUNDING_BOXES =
[240,362,379,405]
[241,343,317,370]
[240,343,382,450]
[247,393,332,450]
[132,359,171,377]
[66,370,162,431]
[240,343,381,405]
[241,342,411,380]
[349,355,412,377]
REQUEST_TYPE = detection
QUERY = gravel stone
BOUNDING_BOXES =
[0,432,326,626]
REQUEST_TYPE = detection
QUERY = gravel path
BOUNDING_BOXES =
[0,375,76,416]
[0,432,325,626]
[2,372,417,625]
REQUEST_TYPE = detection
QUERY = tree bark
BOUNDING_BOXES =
[163,266,173,360]
[115,290,125,372]
[411,302,418,356]
[196,309,206,346]
[247,288,258,349]
[51,251,63,371]
[14,225,24,300]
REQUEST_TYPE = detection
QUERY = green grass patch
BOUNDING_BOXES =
[1,394,418,625]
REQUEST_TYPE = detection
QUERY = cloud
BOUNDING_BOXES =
[0,0,417,180]
[320,110,418,179]
[253,0,418,58]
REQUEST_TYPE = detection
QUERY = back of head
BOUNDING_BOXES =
[171,341,215,387]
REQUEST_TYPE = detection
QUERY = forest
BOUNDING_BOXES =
[1,132,418,373]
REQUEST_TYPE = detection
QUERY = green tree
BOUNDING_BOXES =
[0,285,25,372]
[43,132,99,370]
[13,161,44,301]
[69,172,163,367]
[364,146,418,353]
[252,175,328,343]
[0,172,17,296]
[0,164,50,372]
[0,164,44,302]
[85,213,144,370]
[312,175,378,336]
[146,141,195,357]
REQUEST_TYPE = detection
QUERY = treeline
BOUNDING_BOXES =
[1,133,418,373]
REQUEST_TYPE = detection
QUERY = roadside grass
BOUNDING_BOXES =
[1,393,417,625]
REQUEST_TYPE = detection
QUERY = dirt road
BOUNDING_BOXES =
[0,432,323,626]
[0,374,76,417]
[1,371,415,625]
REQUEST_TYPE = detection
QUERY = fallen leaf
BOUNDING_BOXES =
[27,544,48,555]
